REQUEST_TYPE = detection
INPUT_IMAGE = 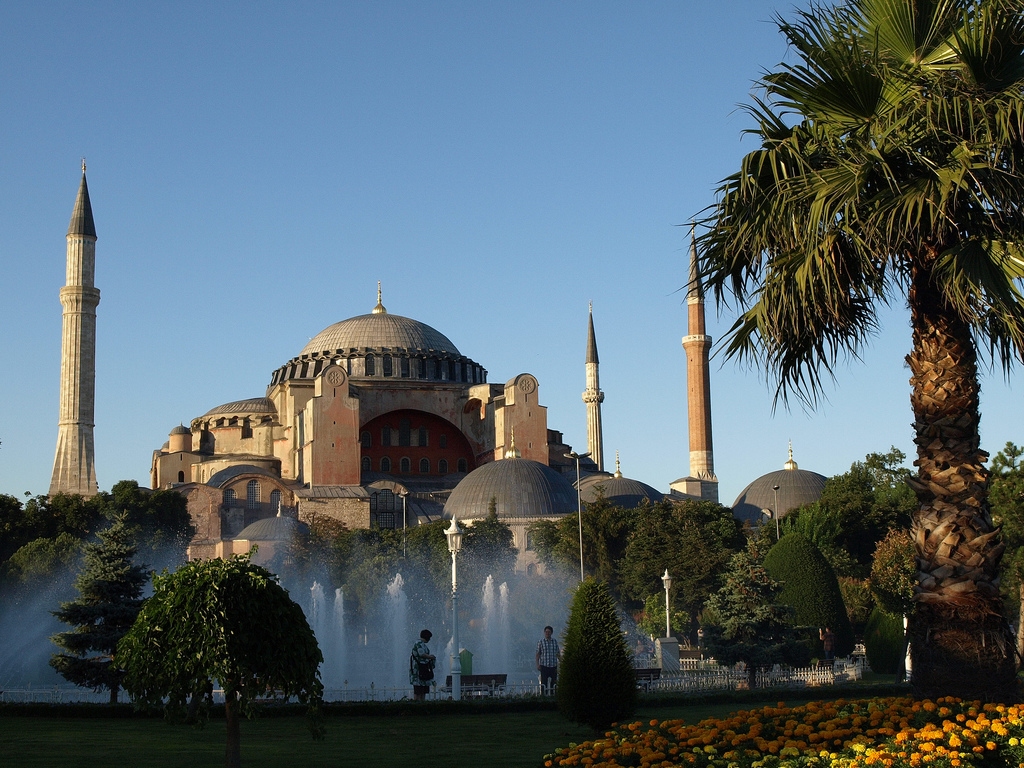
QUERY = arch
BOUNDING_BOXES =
[365,354,375,376]
[439,459,449,474]
[400,457,411,473]
[246,479,261,509]
[419,458,430,473]
[382,354,393,377]
[380,456,391,472]
[177,470,185,483]
[360,409,476,480]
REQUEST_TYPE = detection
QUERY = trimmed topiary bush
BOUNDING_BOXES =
[556,578,636,731]
[763,532,854,657]
[864,606,905,675]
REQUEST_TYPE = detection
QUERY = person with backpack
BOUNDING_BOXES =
[410,628,436,700]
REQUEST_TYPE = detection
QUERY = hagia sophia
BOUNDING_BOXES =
[49,168,827,570]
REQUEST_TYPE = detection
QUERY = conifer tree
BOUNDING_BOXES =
[50,514,147,703]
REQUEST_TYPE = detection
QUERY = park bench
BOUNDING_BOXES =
[443,674,507,697]
[634,667,661,691]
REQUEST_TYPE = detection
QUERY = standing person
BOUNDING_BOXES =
[410,629,435,700]
[535,625,560,694]
[820,627,835,664]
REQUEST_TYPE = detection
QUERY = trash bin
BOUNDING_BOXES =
[459,648,473,676]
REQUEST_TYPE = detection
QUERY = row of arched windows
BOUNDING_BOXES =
[222,482,282,510]
[360,456,466,474]
[361,354,480,383]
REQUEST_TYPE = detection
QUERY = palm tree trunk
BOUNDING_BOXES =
[905,257,1015,700]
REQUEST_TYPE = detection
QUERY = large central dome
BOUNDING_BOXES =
[301,311,459,356]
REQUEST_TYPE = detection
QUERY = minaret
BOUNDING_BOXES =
[682,231,718,501]
[582,302,605,471]
[49,162,100,497]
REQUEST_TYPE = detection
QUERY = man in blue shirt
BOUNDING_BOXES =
[535,625,560,694]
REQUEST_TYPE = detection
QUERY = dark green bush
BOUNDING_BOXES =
[762,533,854,656]
[556,579,636,731]
[864,606,905,675]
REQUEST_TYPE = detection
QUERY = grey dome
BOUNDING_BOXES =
[236,514,309,542]
[203,397,277,418]
[578,472,663,508]
[731,466,827,526]
[169,424,190,436]
[302,312,459,356]
[444,458,577,520]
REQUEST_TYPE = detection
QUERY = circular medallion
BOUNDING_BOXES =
[324,366,346,386]
[518,375,537,394]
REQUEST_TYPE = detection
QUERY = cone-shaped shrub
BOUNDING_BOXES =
[557,578,636,731]
[763,532,854,656]
[864,606,905,675]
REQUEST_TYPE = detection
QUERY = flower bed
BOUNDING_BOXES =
[542,696,1024,768]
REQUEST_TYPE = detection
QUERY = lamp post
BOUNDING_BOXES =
[444,516,463,701]
[661,569,672,638]
[399,491,408,558]
[772,485,781,540]
[564,451,591,581]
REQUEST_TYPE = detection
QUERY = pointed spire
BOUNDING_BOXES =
[614,450,622,478]
[68,162,96,238]
[686,225,701,301]
[784,441,799,470]
[504,426,521,459]
[586,301,599,364]
[372,281,387,314]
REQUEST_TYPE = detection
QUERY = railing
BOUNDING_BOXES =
[0,687,119,704]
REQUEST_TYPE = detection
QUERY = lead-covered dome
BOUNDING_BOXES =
[301,312,459,357]
[444,457,577,520]
[578,471,663,508]
[731,447,827,526]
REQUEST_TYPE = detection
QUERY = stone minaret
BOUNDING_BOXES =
[682,233,718,501]
[49,163,100,497]
[582,302,605,471]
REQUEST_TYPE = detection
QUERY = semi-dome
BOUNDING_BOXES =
[235,513,309,542]
[444,456,577,520]
[731,447,827,526]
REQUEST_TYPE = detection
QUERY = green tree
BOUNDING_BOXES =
[697,0,1024,699]
[117,554,323,768]
[702,540,803,689]
[869,528,917,682]
[619,499,743,637]
[50,514,147,703]
[987,442,1024,663]
[762,533,854,657]
[864,606,906,676]
[635,592,689,641]
[556,579,636,731]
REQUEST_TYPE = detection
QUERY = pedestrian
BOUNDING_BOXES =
[410,629,436,700]
[535,625,560,694]
[697,626,705,660]
[820,626,835,664]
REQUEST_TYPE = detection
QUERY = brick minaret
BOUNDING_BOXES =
[682,233,718,501]
[582,302,604,471]
[49,163,100,496]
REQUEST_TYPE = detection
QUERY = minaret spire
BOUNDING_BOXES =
[682,227,718,501]
[372,281,387,314]
[582,302,605,471]
[50,165,100,496]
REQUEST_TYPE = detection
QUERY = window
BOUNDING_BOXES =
[399,418,411,446]
[382,355,393,377]
[439,434,448,449]
[241,418,252,439]
[457,458,467,473]
[177,470,185,483]
[361,456,371,472]
[400,357,409,377]
[246,480,261,509]
[419,458,430,473]
[447,361,456,380]
[223,488,236,504]
[361,431,371,448]
[418,428,428,447]
[400,457,411,473]
[365,355,375,376]
[270,489,282,511]
[418,358,427,378]
[438,459,448,474]
[380,457,391,472]
[382,426,392,447]
[371,489,395,512]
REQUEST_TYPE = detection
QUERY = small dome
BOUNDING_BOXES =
[731,450,828,526]
[301,312,459,357]
[169,424,190,436]
[236,514,309,542]
[444,457,577,520]
[578,472,663,508]
[203,397,277,418]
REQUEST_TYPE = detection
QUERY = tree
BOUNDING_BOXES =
[462,510,518,591]
[987,442,1024,663]
[619,499,743,637]
[556,579,636,731]
[50,514,147,703]
[117,554,323,768]
[697,0,1024,699]
[870,528,917,682]
[702,539,804,689]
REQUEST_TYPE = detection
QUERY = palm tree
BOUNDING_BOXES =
[697,0,1024,699]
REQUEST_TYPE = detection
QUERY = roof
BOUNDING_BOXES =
[202,397,277,418]
[206,464,280,489]
[444,457,577,520]
[578,472,663,508]
[235,514,309,541]
[68,171,96,238]
[301,310,460,357]
[731,464,828,526]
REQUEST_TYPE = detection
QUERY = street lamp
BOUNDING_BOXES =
[444,516,464,701]
[772,485,781,540]
[564,451,591,581]
[661,569,672,638]
[399,491,408,558]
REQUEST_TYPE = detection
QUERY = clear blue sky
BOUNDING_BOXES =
[1,1,1018,505]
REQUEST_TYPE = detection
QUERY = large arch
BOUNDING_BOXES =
[360,409,475,477]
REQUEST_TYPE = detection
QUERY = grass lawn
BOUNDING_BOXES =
[0,686,902,768]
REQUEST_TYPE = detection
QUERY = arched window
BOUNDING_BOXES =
[457,458,468,473]
[270,489,282,511]
[380,457,391,472]
[382,355,393,377]
[418,428,428,447]
[177,470,185,483]
[419,458,430,473]
[438,459,449,474]
[365,355,375,376]
[223,489,235,504]
[361,456,371,472]
[400,457,411,473]
[418,357,427,378]
[399,418,411,446]
[381,426,392,447]
[241,417,252,439]
[400,357,410,377]
[439,434,448,449]
[246,480,261,509]
[360,431,371,448]
[371,489,395,512]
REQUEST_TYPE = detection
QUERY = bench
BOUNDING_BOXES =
[634,667,661,691]
[443,674,507,697]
